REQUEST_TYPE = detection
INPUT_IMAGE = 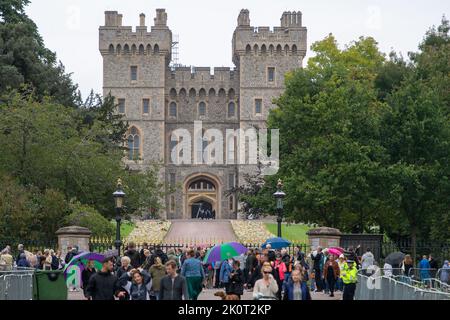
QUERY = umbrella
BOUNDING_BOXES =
[328,248,343,257]
[385,252,405,266]
[203,242,247,264]
[262,237,291,250]
[64,252,105,283]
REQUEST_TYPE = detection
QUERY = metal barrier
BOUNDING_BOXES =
[0,268,35,300]
[355,273,450,300]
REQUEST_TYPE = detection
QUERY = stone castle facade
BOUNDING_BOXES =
[99,9,307,219]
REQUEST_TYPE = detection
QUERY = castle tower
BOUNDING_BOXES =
[232,9,307,184]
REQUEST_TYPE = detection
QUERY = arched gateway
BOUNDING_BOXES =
[183,174,221,219]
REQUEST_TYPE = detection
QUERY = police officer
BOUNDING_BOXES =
[341,259,358,300]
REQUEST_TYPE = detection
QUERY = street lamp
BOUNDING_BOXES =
[273,179,286,238]
[113,178,125,257]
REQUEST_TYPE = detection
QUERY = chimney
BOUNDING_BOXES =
[140,13,146,27]
[117,14,123,26]
[154,9,167,27]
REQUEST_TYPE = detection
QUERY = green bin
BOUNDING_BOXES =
[33,270,68,300]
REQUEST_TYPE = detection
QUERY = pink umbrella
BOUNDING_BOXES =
[328,248,343,256]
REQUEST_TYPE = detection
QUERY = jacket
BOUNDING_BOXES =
[282,279,311,300]
[149,264,166,292]
[219,260,233,283]
[181,258,205,278]
[341,264,358,284]
[159,275,189,300]
[125,249,141,268]
[86,271,120,300]
[118,270,152,300]
[323,260,340,279]
[228,268,244,295]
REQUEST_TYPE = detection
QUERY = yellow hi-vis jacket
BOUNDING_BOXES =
[341,263,358,284]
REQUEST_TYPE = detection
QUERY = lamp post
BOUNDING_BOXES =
[273,179,286,238]
[113,178,125,257]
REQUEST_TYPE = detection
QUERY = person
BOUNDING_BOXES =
[213,260,222,288]
[253,263,279,300]
[139,243,149,266]
[228,260,244,299]
[273,253,287,300]
[149,257,166,300]
[282,269,311,300]
[400,254,414,282]
[0,248,14,271]
[42,249,52,270]
[124,242,141,268]
[118,269,152,300]
[361,248,374,274]
[311,247,324,292]
[219,258,233,292]
[149,246,169,267]
[266,244,276,262]
[383,262,393,277]
[419,255,431,283]
[86,257,121,300]
[428,254,438,279]
[16,244,25,263]
[212,209,216,219]
[323,255,340,297]
[244,249,257,287]
[17,253,30,268]
[159,260,189,300]
[81,260,97,299]
[440,260,449,284]
[281,248,292,281]
[181,249,205,300]
[65,247,77,264]
[336,254,346,291]
[116,256,132,279]
[341,260,358,300]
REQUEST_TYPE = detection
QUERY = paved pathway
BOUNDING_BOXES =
[163,219,237,244]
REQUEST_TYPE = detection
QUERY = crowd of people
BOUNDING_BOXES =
[1,242,449,301]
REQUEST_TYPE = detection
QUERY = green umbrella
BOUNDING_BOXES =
[203,242,247,263]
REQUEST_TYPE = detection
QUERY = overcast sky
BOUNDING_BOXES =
[26,0,449,99]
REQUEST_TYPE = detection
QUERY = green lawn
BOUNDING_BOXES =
[111,220,135,238]
[264,223,310,243]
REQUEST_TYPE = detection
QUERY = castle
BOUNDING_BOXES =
[99,9,307,220]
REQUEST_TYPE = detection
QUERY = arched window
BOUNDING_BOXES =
[127,127,141,160]
[228,88,235,100]
[269,44,274,55]
[139,44,145,55]
[199,88,206,99]
[131,44,137,54]
[228,102,235,117]
[261,44,267,54]
[188,179,216,191]
[276,44,282,55]
[198,102,206,116]
[189,88,196,98]
[153,44,159,54]
[253,44,259,55]
[108,44,115,54]
[146,44,152,55]
[208,88,216,99]
[123,44,130,54]
[179,88,187,99]
[116,44,122,55]
[169,102,177,117]
[284,44,289,55]
[169,88,177,99]
[292,44,297,54]
[245,44,251,54]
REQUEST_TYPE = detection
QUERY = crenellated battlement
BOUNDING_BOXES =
[99,9,172,56]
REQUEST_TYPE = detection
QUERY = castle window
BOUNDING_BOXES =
[169,136,178,163]
[198,102,206,116]
[130,66,138,81]
[117,44,122,54]
[292,44,298,55]
[170,195,175,212]
[146,44,152,55]
[276,44,282,55]
[255,99,262,114]
[261,44,267,54]
[208,88,216,99]
[228,174,236,189]
[199,88,206,99]
[153,44,159,54]
[189,88,196,98]
[118,99,125,114]
[245,44,251,54]
[188,179,215,191]
[143,99,150,114]
[284,44,290,55]
[169,88,177,99]
[228,88,235,100]
[169,102,177,117]
[139,44,145,55]
[268,67,275,82]
[131,44,137,55]
[108,44,115,54]
[169,173,176,187]
[269,44,274,55]
[124,44,130,54]
[253,44,259,55]
[127,126,141,160]
[229,196,234,211]
[228,102,235,117]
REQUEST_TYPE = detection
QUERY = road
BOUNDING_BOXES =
[163,219,237,244]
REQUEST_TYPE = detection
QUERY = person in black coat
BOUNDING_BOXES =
[124,243,141,268]
[81,260,97,298]
[228,260,244,299]
[86,258,121,300]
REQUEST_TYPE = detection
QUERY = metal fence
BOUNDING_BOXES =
[0,268,35,300]
[355,272,450,300]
